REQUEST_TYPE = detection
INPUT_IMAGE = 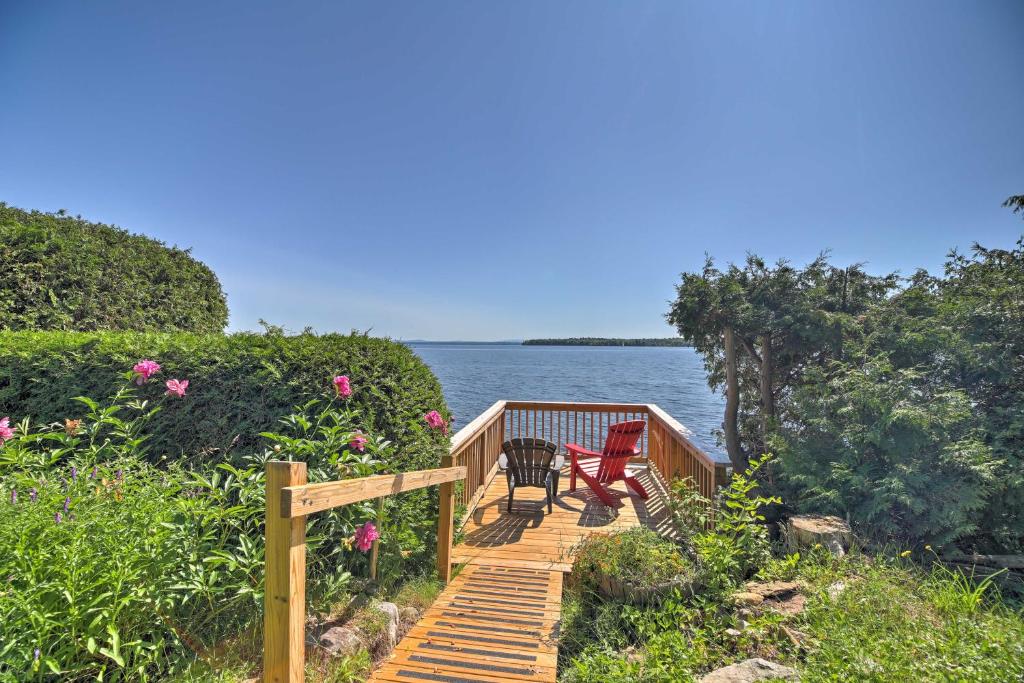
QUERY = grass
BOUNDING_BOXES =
[392,576,442,613]
[558,547,1024,682]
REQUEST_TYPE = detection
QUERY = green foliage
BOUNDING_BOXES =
[1,459,214,680]
[0,330,450,468]
[0,203,227,333]
[708,455,779,580]
[670,232,1024,552]
[666,254,897,464]
[779,359,996,547]
[1004,194,1024,217]
[0,373,444,680]
[390,576,442,613]
[572,528,696,589]
[559,544,1024,682]
[939,238,1024,551]
[667,477,710,546]
[669,456,779,591]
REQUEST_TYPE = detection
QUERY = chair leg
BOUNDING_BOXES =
[507,485,514,513]
[624,476,649,499]
[546,482,553,513]
[578,469,619,508]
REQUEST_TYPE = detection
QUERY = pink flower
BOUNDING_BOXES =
[165,379,189,398]
[353,521,380,552]
[132,360,161,384]
[0,417,13,443]
[333,375,352,398]
[423,410,448,435]
[349,435,368,452]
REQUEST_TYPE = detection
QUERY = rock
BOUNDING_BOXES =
[317,626,363,658]
[779,625,808,648]
[766,593,806,616]
[744,581,803,598]
[724,628,744,638]
[743,580,806,616]
[732,591,765,606]
[784,515,851,557]
[372,601,401,651]
[700,658,799,682]
[399,606,419,625]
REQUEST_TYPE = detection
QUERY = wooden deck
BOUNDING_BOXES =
[369,464,673,682]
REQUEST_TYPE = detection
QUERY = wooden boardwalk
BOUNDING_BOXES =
[369,465,672,682]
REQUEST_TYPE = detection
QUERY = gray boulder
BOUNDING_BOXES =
[372,601,401,651]
[700,658,798,682]
[317,625,363,658]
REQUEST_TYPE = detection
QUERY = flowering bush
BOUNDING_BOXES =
[423,409,448,435]
[0,364,434,680]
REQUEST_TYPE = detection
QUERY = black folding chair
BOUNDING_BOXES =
[502,438,561,513]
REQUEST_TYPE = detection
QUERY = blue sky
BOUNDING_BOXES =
[2,2,1022,340]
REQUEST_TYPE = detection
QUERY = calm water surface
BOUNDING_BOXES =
[408,343,726,462]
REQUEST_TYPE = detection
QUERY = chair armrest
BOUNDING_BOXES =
[565,443,601,458]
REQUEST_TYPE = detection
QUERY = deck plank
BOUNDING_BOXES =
[369,465,670,683]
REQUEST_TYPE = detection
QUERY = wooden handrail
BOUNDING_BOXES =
[450,400,506,452]
[645,403,718,470]
[505,399,650,412]
[281,466,466,517]
[263,461,463,682]
[448,401,506,528]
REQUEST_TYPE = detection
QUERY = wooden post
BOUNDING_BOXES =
[369,496,383,581]
[437,453,456,584]
[264,461,307,683]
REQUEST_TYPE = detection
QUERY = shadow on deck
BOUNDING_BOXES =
[451,463,675,572]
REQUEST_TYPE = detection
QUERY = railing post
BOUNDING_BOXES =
[437,453,456,584]
[264,460,307,683]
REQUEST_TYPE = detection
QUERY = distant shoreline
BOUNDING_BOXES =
[522,337,688,347]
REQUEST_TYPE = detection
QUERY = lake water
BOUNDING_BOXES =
[407,343,727,462]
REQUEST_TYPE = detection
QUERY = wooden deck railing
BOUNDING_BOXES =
[646,403,725,522]
[448,400,506,522]
[263,461,465,683]
[504,400,651,458]
[449,400,726,525]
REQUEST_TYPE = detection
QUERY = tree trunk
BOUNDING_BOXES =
[723,326,746,472]
[759,334,775,445]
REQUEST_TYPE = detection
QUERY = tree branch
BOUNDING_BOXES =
[739,336,763,365]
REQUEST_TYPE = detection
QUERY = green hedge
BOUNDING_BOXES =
[0,203,228,333]
[0,330,450,468]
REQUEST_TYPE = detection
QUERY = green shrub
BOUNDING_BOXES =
[668,456,778,591]
[0,330,450,467]
[0,204,227,333]
[778,358,997,548]
[572,528,696,589]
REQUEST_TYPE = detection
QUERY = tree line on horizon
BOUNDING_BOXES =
[523,337,689,347]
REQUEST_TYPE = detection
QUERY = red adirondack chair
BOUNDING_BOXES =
[567,420,649,507]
